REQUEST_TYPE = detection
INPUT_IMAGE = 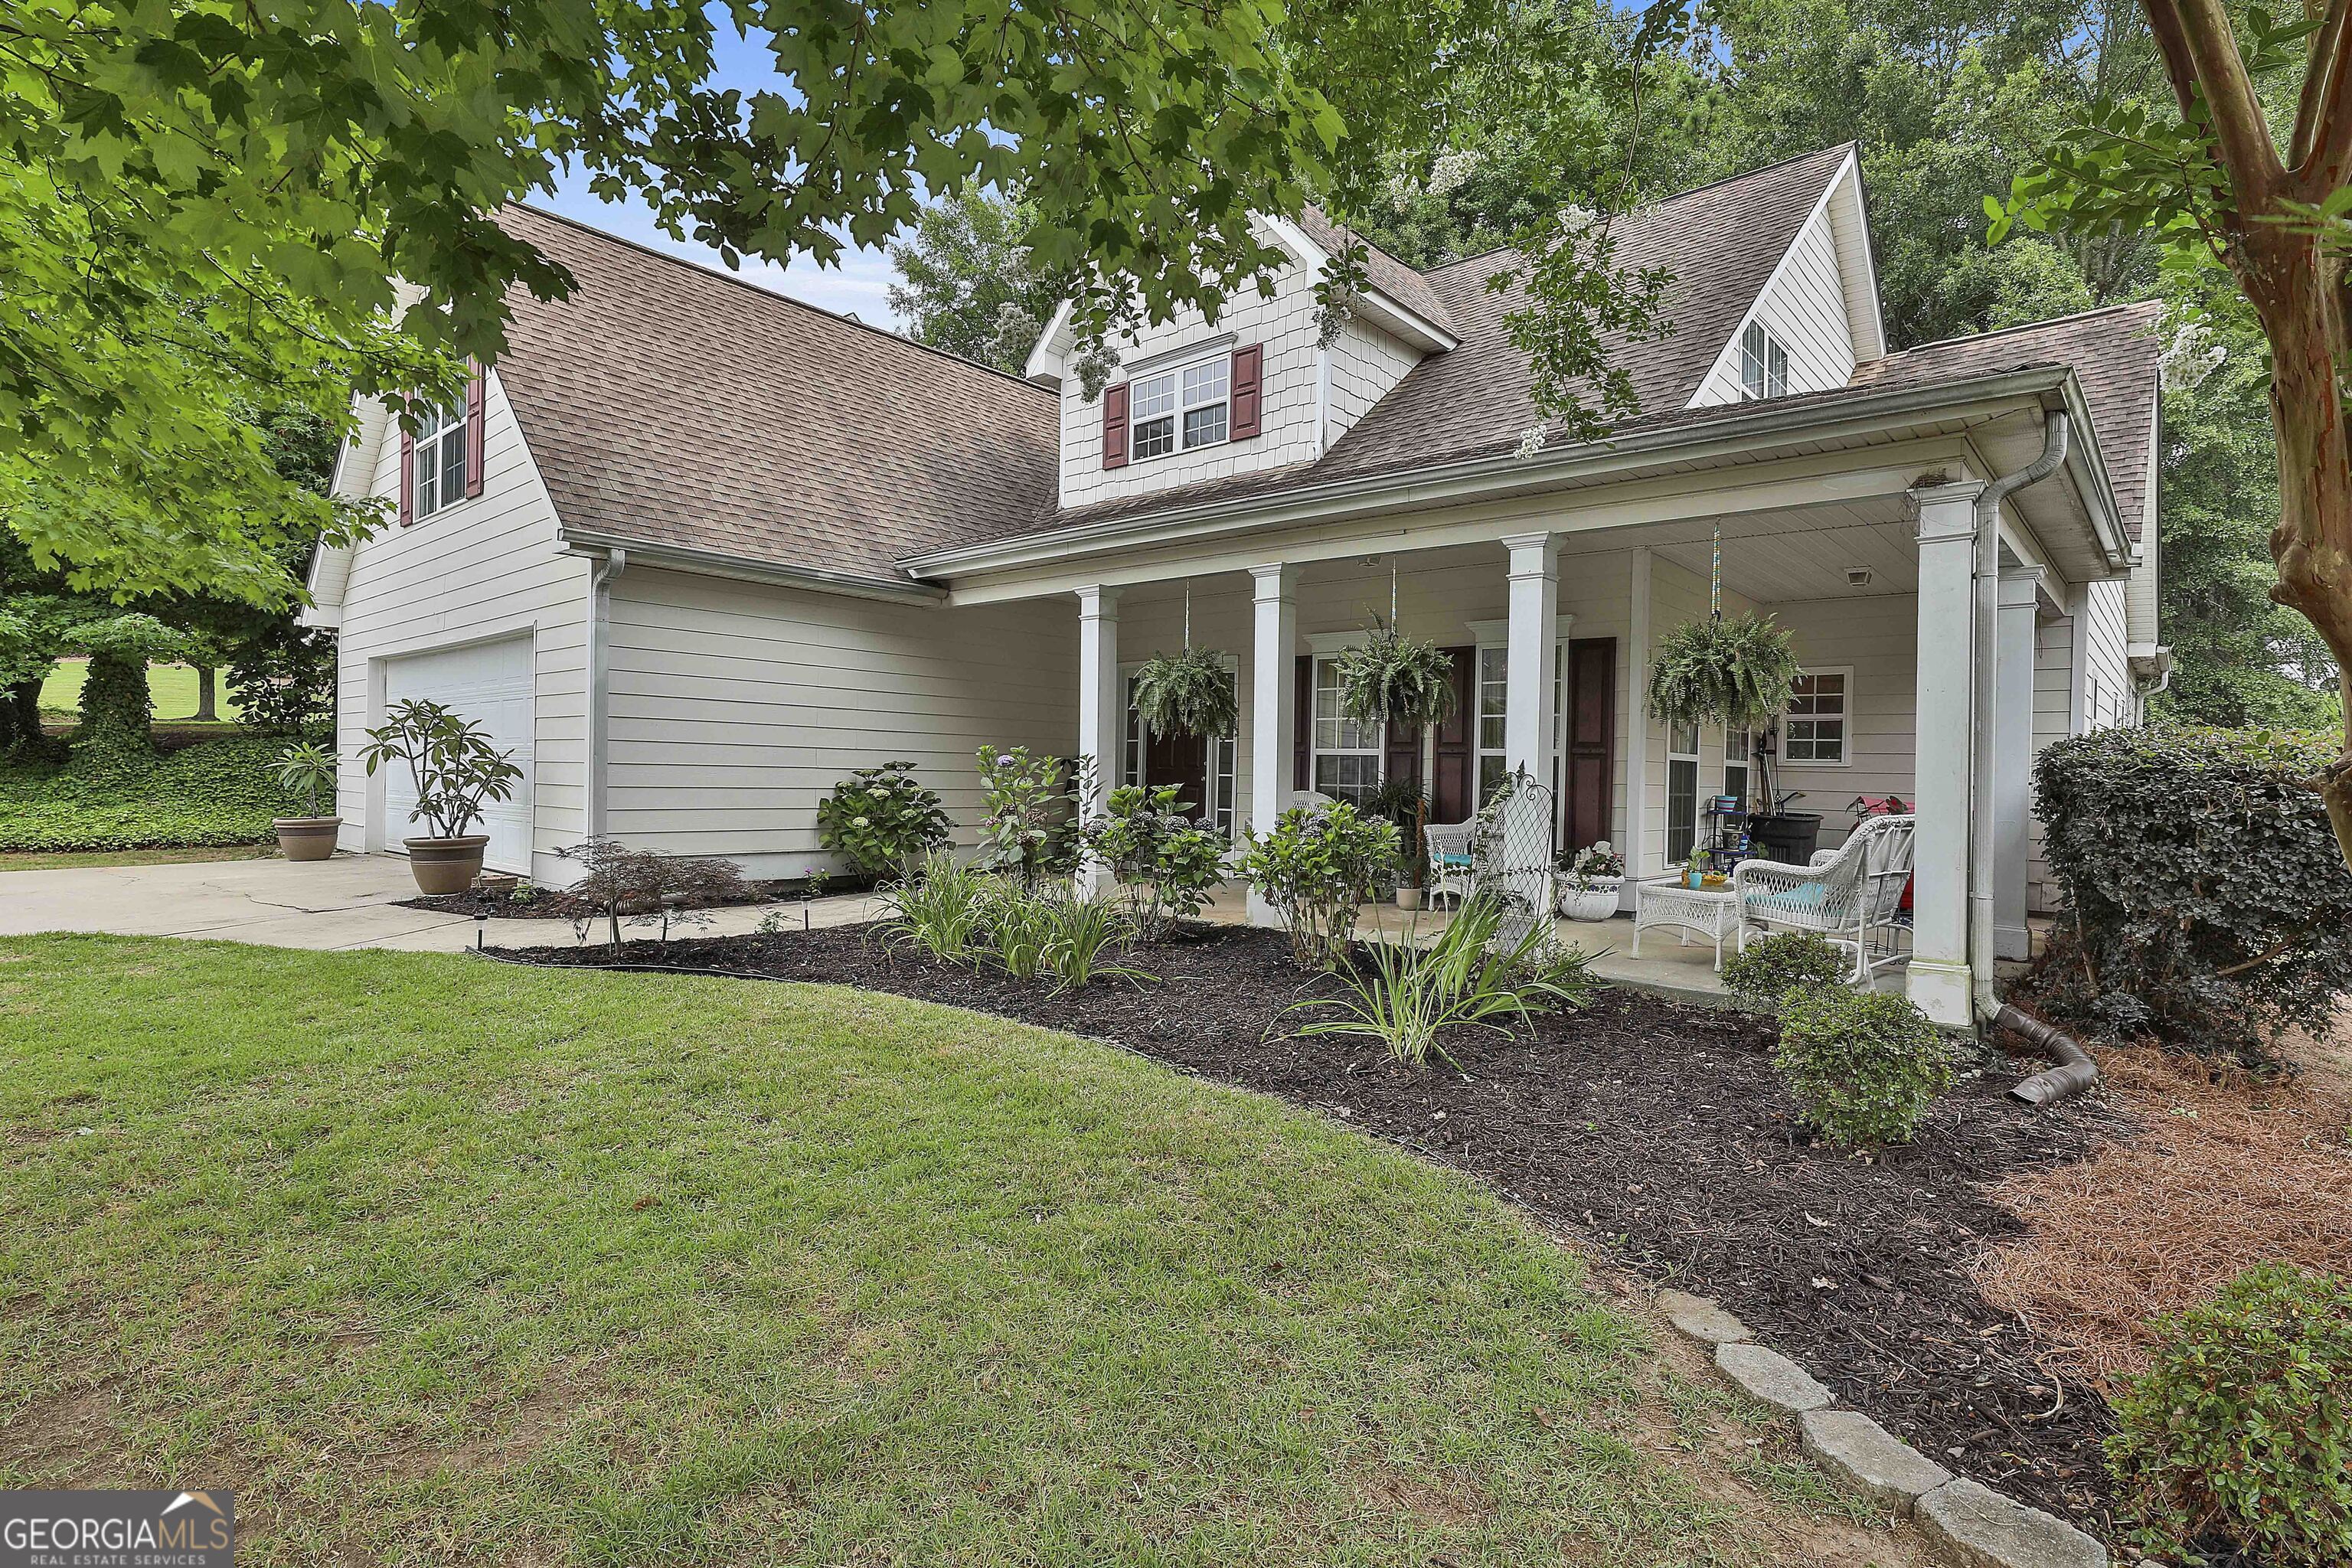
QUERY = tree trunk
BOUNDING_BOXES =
[2236,224,2352,870]
[193,664,217,723]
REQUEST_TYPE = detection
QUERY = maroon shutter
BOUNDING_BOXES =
[1563,639,1618,852]
[1102,382,1129,469]
[1230,343,1263,439]
[1430,646,1475,822]
[464,364,486,498]
[1292,654,1312,792]
[397,423,414,526]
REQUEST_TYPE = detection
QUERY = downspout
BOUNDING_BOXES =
[1968,413,2098,1105]
[586,547,627,844]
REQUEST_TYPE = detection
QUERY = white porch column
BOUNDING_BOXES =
[1994,565,2043,961]
[1247,564,1298,927]
[1502,533,1561,791]
[1908,482,1982,1027]
[1622,547,1652,892]
[1075,585,1121,896]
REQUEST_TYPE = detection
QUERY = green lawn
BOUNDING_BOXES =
[38,658,240,723]
[0,939,1900,1567]
[0,845,279,873]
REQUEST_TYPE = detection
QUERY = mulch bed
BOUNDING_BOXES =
[488,921,2128,1537]
[400,886,791,920]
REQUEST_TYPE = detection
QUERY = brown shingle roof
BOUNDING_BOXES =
[492,206,1057,582]
[1291,207,1456,336]
[1851,302,2163,541]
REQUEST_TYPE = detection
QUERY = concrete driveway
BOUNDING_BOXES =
[0,853,881,952]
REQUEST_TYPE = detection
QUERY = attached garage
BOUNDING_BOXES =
[381,635,537,874]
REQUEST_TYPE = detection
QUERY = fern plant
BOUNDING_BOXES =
[1334,619,1458,730]
[1131,647,1236,739]
[1647,612,1803,731]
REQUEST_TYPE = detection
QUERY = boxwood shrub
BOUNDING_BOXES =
[1773,987,1953,1148]
[1723,932,1849,1013]
[2032,725,2352,1063]
[0,735,292,851]
[2107,1263,2352,1566]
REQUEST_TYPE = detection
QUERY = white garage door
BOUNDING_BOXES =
[384,636,536,874]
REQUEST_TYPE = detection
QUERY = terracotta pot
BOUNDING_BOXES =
[273,817,341,862]
[404,835,490,894]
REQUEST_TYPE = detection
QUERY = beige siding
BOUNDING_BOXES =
[1631,560,1762,874]
[2082,578,2136,727]
[602,568,1076,874]
[331,374,591,884]
[1688,202,1859,408]
[1757,594,1918,851]
[2030,603,2079,911]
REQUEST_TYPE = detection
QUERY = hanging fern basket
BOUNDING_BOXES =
[1132,647,1237,739]
[1335,620,1459,732]
[1648,612,1804,731]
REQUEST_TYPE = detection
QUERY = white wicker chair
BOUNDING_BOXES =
[1733,813,1916,982]
[1424,822,1475,910]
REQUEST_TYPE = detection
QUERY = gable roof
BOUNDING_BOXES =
[488,206,1057,582]
[1290,207,1457,337]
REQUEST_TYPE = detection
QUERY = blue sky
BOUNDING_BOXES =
[538,24,910,330]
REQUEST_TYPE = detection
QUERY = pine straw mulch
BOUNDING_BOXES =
[1974,1019,2352,1387]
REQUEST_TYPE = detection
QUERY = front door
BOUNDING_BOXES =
[1145,726,1213,823]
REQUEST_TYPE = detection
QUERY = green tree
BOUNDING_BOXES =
[887,194,1067,374]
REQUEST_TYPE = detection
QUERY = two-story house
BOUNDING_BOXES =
[306,142,2165,1026]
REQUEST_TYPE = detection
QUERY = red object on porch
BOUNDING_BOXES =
[1851,794,1915,910]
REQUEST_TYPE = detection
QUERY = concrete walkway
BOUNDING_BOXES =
[0,853,887,952]
[0,852,1729,1001]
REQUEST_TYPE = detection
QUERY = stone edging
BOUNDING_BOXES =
[1655,1288,2111,1568]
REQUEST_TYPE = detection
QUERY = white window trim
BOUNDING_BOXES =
[1307,650,1384,805]
[1665,720,1703,866]
[1128,349,1232,465]
[412,401,469,521]
[1779,665,1854,769]
[1739,321,1790,402]
[1464,616,1576,811]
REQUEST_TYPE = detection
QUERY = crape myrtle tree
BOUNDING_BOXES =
[1996,0,2352,866]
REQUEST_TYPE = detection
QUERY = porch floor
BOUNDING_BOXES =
[1192,886,1736,1005]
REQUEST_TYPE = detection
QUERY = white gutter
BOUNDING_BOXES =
[559,530,948,605]
[1971,411,2069,1024]
[903,365,2112,581]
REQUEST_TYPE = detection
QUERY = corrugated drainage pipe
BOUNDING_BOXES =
[1998,1004,2100,1106]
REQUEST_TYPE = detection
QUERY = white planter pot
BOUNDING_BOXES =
[1558,879,1622,922]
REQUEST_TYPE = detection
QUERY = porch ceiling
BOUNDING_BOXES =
[1570,501,1919,603]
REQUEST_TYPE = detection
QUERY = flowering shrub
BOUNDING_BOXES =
[1083,783,1227,939]
[815,761,949,877]
[1238,801,1398,969]
[1564,839,1625,887]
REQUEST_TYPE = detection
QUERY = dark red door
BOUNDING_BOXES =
[1563,637,1616,852]
[1145,727,1212,822]
[1430,645,1476,824]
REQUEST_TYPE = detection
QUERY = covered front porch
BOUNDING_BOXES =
[926,410,2120,1031]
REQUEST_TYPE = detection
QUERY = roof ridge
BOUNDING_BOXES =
[1415,142,1857,280]
[1888,299,2163,358]
[507,202,1056,403]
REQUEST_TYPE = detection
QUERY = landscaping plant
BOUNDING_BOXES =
[1722,933,1849,1014]
[358,698,523,839]
[1285,894,1594,1068]
[972,746,1076,888]
[1238,801,1400,969]
[1036,890,1151,994]
[2106,1263,2352,1567]
[1772,987,1953,1148]
[978,879,1057,982]
[275,741,338,818]
[1130,648,1236,740]
[1647,613,1803,733]
[879,851,993,965]
[1083,782,1227,939]
[2031,724,2352,1065]
[1334,619,1458,730]
[0,734,289,851]
[554,838,760,950]
[62,612,193,775]
[816,760,951,879]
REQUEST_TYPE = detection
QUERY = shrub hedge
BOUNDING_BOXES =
[2032,725,2352,1063]
[2107,1263,2352,1566]
[0,735,292,851]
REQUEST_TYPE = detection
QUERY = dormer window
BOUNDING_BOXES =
[1740,322,1789,400]
[1131,355,1230,461]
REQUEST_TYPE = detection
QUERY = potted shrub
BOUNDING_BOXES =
[273,740,341,861]
[359,698,524,893]
[1368,774,1429,908]
[1558,840,1623,920]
